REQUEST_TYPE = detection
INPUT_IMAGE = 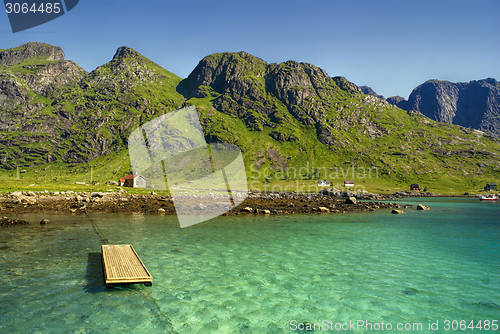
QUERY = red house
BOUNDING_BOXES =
[119,174,147,188]
[410,184,420,191]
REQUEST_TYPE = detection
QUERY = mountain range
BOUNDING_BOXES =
[372,79,500,138]
[0,42,499,189]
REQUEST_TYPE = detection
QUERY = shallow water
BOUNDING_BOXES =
[0,198,499,333]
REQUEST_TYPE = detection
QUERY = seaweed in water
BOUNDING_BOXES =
[402,288,421,295]
[475,301,500,310]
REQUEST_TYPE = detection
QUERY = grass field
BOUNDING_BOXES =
[0,150,496,196]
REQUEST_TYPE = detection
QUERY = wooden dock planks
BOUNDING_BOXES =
[101,244,153,287]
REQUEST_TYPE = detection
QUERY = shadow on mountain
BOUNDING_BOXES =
[176,79,192,99]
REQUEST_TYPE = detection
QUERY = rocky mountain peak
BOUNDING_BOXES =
[85,45,168,91]
[112,46,143,61]
[386,96,407,109]
[187,51,267,97]
[482,78,499,87]
[332,76,361,94]
[359,85,384,99]
[0,42,85,106]
[187,51,351,103]
[268,60,331,89]
[0,42,64,67]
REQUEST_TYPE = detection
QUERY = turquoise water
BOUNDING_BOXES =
[1,198,499,333]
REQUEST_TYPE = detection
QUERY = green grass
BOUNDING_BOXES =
[0,150,169,195]
[1,157,495,196]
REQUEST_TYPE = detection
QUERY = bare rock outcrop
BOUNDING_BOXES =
[387,78,500,137]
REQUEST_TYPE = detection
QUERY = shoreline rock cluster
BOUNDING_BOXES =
[0,216,30,226]
[0,190,406,216]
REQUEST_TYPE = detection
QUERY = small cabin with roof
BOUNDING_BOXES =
[317,180,330,187]
[484,183,497,192]
[119,174,147,188]
[344,180,354,188]
[410,184,420,191]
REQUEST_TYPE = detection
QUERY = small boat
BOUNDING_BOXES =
[479,194,498,201]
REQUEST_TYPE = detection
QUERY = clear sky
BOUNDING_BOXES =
[1,0,499,98]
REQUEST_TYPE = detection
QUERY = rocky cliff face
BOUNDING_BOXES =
[187,51,349,117]
[0,74,30,110]
[0,42,64,67]
[387,79,500,137]
[386,96,406,108]
[0,42,87,110]
[0,43,184,168]
[186,51,381,142]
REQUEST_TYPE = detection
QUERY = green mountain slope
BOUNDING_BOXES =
[0,43,184,168]
[0,43,499,193]
[183,52,500,188]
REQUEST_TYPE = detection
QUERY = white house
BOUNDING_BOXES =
[317,180,330,187]
[119,174,147,188]
[344,180,354,188]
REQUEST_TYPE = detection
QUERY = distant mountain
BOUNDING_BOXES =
[359,86,384,99]
[0,43,499,187]
[386,79,500,138]
[386,95,406,107]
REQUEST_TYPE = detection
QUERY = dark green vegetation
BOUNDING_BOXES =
[1,43,499,194]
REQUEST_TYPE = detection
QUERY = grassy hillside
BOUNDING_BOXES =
[0,44,185,169]
[180,52,500,194]
[0,45,499,194]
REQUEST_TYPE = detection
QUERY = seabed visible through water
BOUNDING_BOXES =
[1,197,499,333]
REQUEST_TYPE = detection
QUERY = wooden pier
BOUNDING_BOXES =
[101,244,153,288]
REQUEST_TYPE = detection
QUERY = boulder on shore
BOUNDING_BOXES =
[416,204,430,210]
[39,219,49,225]
[345,197,357,205]
[10,191,23,198]
[391,209,405,214]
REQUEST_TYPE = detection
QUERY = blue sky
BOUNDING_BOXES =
[1,0,499,98]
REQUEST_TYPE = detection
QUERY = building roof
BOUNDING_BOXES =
[121,174,147,180]
[410,184,419,187]
[486,183,497,186]
[344,180,354,184]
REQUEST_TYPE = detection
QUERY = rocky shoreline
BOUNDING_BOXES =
[0,188,482,225]
[0,190,414,219]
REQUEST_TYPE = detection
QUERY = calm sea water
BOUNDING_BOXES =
[0,198,499,333]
